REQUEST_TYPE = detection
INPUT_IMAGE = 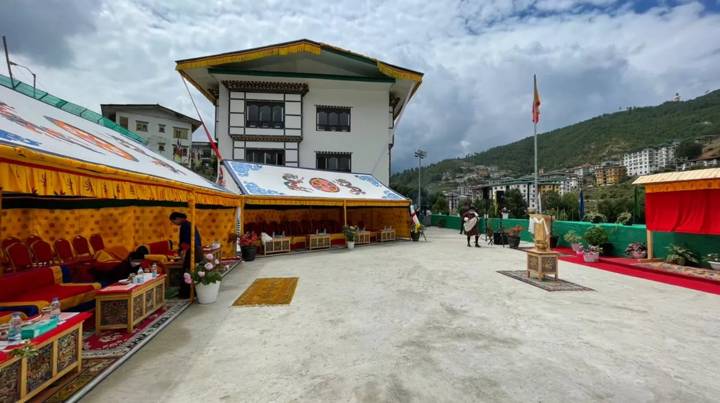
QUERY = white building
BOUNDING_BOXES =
[623,143,678,176]
[101,104,200,165]
[175,39,423,187]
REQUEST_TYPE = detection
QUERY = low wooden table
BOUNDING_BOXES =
[526,249,559,281]
[95,274,166,333]
[264,237,291,256]
[0,312,89,403]
[307,234,331,250]
[356,231,372,245]
[379,229,396,242]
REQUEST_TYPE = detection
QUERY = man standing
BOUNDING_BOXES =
[462,207,481,248]
[459,203,470,235]
[169,212,203,299]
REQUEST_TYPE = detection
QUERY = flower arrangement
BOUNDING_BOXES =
[411,222,424,234]
[239,232,259,247]
[505,225,523,237]
[625,242,647,258]
[343,225,358,242]
[185,251,223,285]
[665,244,700,267]
[583,226,609,246]
[9,341,39,359]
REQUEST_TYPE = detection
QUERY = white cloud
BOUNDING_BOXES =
[3,0,720,173]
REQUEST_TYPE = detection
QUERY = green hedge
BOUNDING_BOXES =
[428,214,719,260]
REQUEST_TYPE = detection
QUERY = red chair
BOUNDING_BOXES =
[1,237,21,251]
[5,242,35,272]
[53,238,95,282]
[30,240,56,267]
[72,236,93,258]
[25,235,42,247]
[89,233,105,253]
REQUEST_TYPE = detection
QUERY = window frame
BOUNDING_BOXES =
[158,123,166,133]
[245,101,285,129]
[245,148,285,166]
[135,120,149,132]
[316,106,351,132]
[173,127,189,140]
[316,152,352,172]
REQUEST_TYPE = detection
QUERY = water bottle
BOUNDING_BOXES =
[8,312,22,343]
[51,297,61,321]
[151,263,158,278]
[137,267,144,283]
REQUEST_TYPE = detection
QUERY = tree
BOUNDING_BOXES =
[432,195,449,215]
[560,192,580,221]
[541,191,562,212]
[676,140,703,160]
[505,189,527,218]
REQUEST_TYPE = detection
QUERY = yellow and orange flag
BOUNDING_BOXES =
[532,74,541,124]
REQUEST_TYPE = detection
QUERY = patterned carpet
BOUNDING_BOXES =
[30,300,189,402]
[497,270,594,292]
[233,277,299,306]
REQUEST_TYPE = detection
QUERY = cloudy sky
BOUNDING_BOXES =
[2,0,720,172]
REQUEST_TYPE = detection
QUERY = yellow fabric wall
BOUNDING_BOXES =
[347,207,411,238]
[0,206,236,257]
[243,208,343,227]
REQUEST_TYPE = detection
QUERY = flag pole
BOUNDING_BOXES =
[534,120,539,213]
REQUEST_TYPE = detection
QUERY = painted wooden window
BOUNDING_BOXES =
[246,101,284,129]
[173,127,189,139]
[119,116,129,129]
[316,152,351,172]
[246,149,285,165]
[317,106,351,132]
[135,120,149,132]
[158,123,166,133]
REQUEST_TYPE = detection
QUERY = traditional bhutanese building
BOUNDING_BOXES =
[175,39,423,188]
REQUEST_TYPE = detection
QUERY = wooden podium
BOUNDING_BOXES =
[526,213,559,281]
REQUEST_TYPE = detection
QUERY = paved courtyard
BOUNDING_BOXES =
[83,227,720,402]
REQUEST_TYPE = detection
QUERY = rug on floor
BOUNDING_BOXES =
[31,299,189,402]
[498,270,594,292]
[233,277,299,306]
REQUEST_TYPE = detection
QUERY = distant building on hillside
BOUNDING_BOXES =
[595,165,626,186]
[623,142,678,176]
[679,156,719,171]
[101,104,200,166]
[572,163,594,178]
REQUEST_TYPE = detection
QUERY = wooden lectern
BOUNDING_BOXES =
[526,214,559,281]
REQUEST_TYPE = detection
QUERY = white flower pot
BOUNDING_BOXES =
[571,243,582,252]
[710,261,720,270]
[583,252,600,263]
[347,241,355,250]
[195,281,220,304]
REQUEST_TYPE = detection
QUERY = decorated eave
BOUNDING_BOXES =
[222,80,309,95]
[175,39,423,119]
[223,161,409,207]
[0,83,238,207]
[633,168,720,193]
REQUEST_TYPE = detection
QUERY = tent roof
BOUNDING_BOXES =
[0,82,236,206]
[224,161,408,207]
[633,168,720,185]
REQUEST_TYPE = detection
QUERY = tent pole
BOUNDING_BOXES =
[343,200,347,227]
[646,229,654,259]
[0,187,3,254]
[189,194,197,303]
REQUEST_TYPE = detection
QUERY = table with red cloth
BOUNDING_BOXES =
[0,312,90,402]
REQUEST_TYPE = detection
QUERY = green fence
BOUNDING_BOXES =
[429,214,719,260]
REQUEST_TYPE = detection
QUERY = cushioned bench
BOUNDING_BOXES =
[0,267,100,316]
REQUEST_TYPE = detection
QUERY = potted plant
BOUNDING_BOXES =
[705,253,720,270]
[410,222,423,242]
[239,232,258,262]
[505,225,523,249]
[584,226,609,256]
[665,244,700,267]
[188,251,223,304]
[616,212,633,226]
[563,230,583,253]
[625,242,647,259]
[583,245,602,262]
[343,225,358,249]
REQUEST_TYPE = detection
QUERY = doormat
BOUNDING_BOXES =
[233,277,299,306]
[497,270,593,292]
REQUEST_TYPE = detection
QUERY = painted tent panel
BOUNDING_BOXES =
[0,85,226,192]
[225,161,406,201]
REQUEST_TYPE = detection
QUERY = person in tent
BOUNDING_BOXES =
[462,207,481,248]
[169,212,203,299]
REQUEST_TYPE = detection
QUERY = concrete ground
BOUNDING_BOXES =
[83,227,720,403]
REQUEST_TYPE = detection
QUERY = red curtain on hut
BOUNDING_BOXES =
[645,189,720,235]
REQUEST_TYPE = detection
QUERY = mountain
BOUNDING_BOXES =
[391,89,720,193]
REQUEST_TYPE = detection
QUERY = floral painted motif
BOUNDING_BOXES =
[227,161,263,177]
[383,190,405,200]
[282,173,312,192]
[27,343,53,392]
[57,329,79,372]
[354,174,382,187]
[242,182,285,195]
[133,294,144,321]
[310,178,340,193]
[335,179,365,195]
[100,300,128,326]
[0,360,21,403]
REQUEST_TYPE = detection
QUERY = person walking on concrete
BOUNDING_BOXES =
[463,207,481,247]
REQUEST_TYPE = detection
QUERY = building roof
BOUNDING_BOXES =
[633,168,720,185]
[100,104,201,131]
[175,39,423,120]
[224,161,408,206]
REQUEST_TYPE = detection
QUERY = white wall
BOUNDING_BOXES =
[115,110,194,164]
[215,74,393,184]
